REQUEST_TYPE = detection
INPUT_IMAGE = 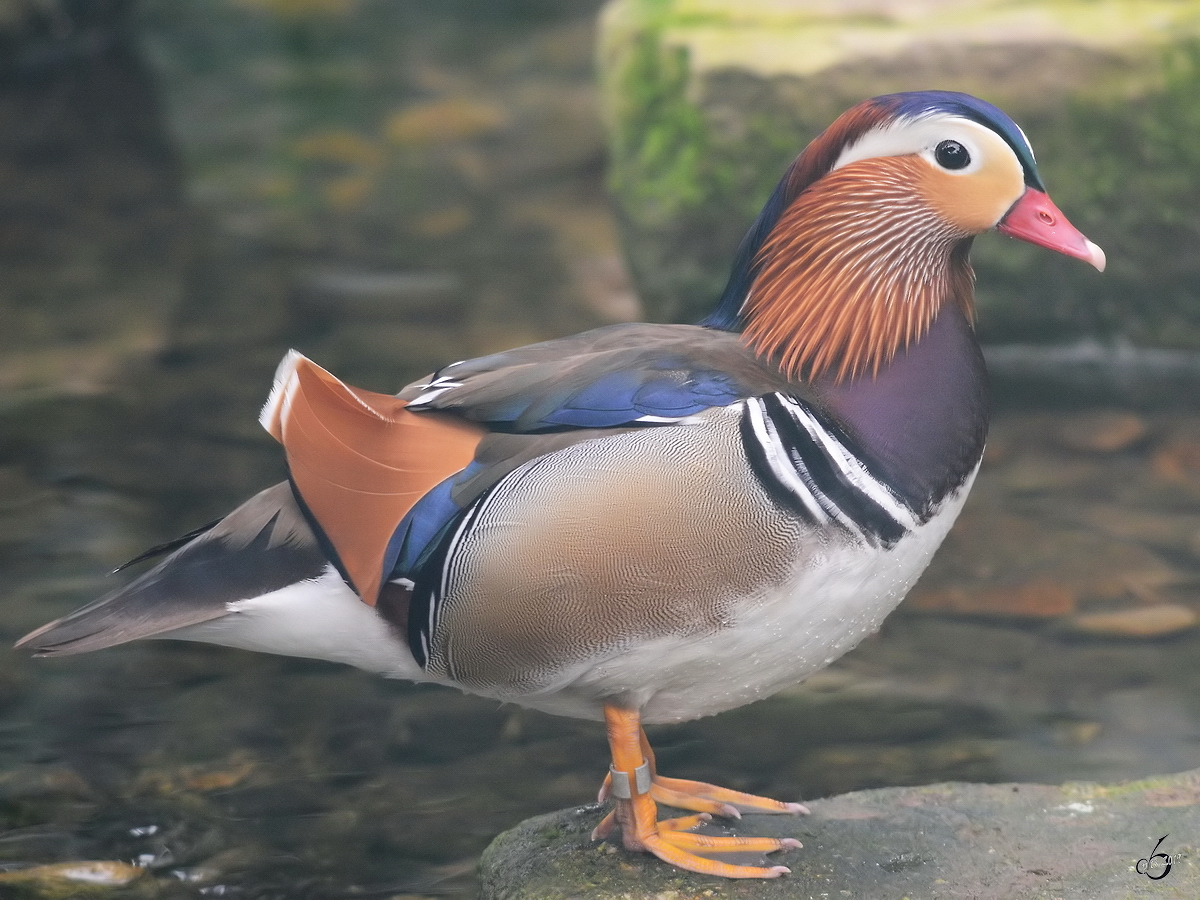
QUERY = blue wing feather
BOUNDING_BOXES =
[389,323,792,582]
[537,365,744,428]
[384,462,485,582]
[406,327,764,432]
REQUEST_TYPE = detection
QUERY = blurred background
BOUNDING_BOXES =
[3,0,1200,896]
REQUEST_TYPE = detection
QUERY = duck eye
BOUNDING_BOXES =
[935,139,971,170]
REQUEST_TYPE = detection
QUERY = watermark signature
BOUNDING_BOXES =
[1135,834,1173,880]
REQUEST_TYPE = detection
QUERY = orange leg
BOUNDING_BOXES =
[595,705,802,879]
[592,726,808,837]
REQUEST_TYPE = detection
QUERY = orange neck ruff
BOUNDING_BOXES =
[742,157,976,383]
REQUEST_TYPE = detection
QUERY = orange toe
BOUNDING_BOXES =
[600,705,801,879]
[652,774,809,815]
[642,831,792,879]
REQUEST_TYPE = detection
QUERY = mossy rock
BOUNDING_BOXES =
[598,0,1200,349]
[480,768,1200,898]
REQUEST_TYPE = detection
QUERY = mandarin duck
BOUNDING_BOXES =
[17,91,1104,879]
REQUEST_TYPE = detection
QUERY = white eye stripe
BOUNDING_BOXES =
[832,115,1005,176]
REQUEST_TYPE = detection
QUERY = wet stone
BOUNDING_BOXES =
[907,577,1077,618]
[480,770,1200,899]
[907,508,1182,619]
[903,409,1200,625]
[130,754,257,797]
[0,861,144,898]
[1055,411,1149,454]
[1152,439,1200,483]
[1067,603,1199,639]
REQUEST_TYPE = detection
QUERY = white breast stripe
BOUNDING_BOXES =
[740,395,919,547]
[744,398,830,524]
[767,398,869,541]
[777,396,920,531]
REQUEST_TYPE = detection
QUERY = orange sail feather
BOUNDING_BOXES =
[261,352,484,605]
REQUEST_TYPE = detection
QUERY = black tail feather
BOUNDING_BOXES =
[112,519,222,573]
[16,483,327,656]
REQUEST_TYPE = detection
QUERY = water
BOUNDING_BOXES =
[2,2,1200,897]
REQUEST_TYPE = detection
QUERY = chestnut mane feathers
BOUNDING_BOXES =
[742,156,976,382]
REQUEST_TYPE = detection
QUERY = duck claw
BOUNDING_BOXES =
[599,706,803,879]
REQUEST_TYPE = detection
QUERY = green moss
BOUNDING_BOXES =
[975,39,1200,346]
[607,29,713,226]
[602,3,808,321]
[1061,768,1200,801]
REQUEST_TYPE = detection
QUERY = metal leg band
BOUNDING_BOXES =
[608,761,652,799]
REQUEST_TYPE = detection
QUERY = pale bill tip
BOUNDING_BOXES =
[1085,239,1106,273]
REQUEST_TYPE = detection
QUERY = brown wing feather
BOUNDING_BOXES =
[261,352,484,606]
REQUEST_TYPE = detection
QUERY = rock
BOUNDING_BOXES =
[131,753,258,796]
[0,861,144,898]
[1068,603,1198,638]
[908,577,1077,618]
[983,344,1200,408]
[906,506,1183,620]
[0,766,95,805]
[480,768,1200,899]
[1055,412,1149,454]
[598,0,1200,355]
[384,98,509,146]
[0,0,191,400]
[1081,504,1200,552]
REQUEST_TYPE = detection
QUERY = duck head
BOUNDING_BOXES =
[704,90,1104,383]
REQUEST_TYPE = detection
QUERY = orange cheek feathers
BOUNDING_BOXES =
[920,151,1025,235]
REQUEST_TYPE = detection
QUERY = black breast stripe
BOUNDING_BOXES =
[740,395,921,548]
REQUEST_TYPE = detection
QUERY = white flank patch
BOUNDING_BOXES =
[166,565,425,681]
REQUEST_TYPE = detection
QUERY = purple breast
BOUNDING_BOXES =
[816,305,989,514]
